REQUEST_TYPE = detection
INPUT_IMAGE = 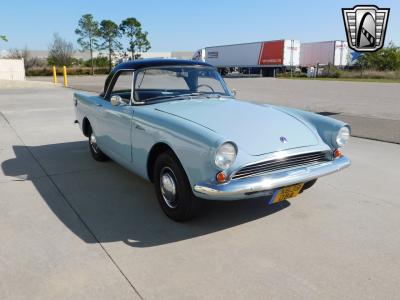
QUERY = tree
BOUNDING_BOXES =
[75,14,100,75]
[6,46,30,67]
[357,42,400,71]
[6,47,28,60]
[84,56,109,68]
[119,18,141,60]
[135,30,151,56]
[98,20,122,71]
[48,33,74,66]
[1,35,7,42]
[6,46,45,69]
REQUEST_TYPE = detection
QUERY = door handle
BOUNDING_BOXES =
[96,103,102,107]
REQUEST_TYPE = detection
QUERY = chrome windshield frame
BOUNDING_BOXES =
[131,65,233,105]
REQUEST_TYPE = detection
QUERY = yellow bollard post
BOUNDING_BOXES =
[63,66,68,87]
[52,66,58,84]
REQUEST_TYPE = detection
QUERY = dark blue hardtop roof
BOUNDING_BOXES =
[113,58,212,71]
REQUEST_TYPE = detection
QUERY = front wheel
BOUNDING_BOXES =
[154,151,200,221]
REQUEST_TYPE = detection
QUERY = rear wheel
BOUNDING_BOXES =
[154,151,199,221]
[88,128,109,162]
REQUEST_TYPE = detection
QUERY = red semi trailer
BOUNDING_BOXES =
[193,39,300,76]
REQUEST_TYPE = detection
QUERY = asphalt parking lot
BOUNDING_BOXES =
[1,83,400,299]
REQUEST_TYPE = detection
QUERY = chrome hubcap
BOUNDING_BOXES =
[160,167,178,209]
[90,133,99,153]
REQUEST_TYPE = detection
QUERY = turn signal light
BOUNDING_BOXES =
[216,171,227,183]
[333,149,342,159]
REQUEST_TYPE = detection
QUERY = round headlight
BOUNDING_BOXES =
[336,126,350,147]
[215,142,237,169]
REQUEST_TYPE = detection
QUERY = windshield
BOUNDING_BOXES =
[134,66,232,103]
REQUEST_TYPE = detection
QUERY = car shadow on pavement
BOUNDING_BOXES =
[2,142,290,248]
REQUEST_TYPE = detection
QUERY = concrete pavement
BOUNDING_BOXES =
[1,85,400,299]
[0,87,140,299]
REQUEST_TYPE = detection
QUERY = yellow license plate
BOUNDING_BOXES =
[269,183,305,204]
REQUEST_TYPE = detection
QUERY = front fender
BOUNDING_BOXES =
[131,106,224,187]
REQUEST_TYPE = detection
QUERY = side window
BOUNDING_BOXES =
[109,71,133,101]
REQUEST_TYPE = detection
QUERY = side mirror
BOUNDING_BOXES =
[231,88,239,97]
[110,95,123,106]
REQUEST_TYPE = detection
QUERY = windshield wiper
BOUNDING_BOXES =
[180,92,229,99]
[145,93,204,102]
[145,92,229,102]
[144,94,182,102]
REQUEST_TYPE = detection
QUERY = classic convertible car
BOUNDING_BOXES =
[74,59,350,221]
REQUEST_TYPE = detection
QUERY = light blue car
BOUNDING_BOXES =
[74,59,350,221]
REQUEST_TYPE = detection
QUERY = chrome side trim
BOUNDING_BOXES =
[193,156,350,200]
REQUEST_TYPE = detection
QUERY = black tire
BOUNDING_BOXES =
[88,127,109,162]
[153,151,200,221]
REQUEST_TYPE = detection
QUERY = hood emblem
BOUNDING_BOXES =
[280,136,288,144]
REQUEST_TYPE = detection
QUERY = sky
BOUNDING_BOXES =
[1,0,399,52]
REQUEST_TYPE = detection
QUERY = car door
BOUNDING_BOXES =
[96,70,134,162]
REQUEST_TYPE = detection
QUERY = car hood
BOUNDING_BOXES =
[154,98,319,155]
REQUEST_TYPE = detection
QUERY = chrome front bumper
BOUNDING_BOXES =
[193,156,350,200]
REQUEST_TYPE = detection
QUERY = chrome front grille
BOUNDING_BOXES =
[232,151,331,180]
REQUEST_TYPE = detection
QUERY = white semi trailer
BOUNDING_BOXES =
[300,40,350,67]
[193,39,300,76]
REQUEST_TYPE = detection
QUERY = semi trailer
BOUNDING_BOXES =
[193,39,300,76]
[300,40,350,67]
